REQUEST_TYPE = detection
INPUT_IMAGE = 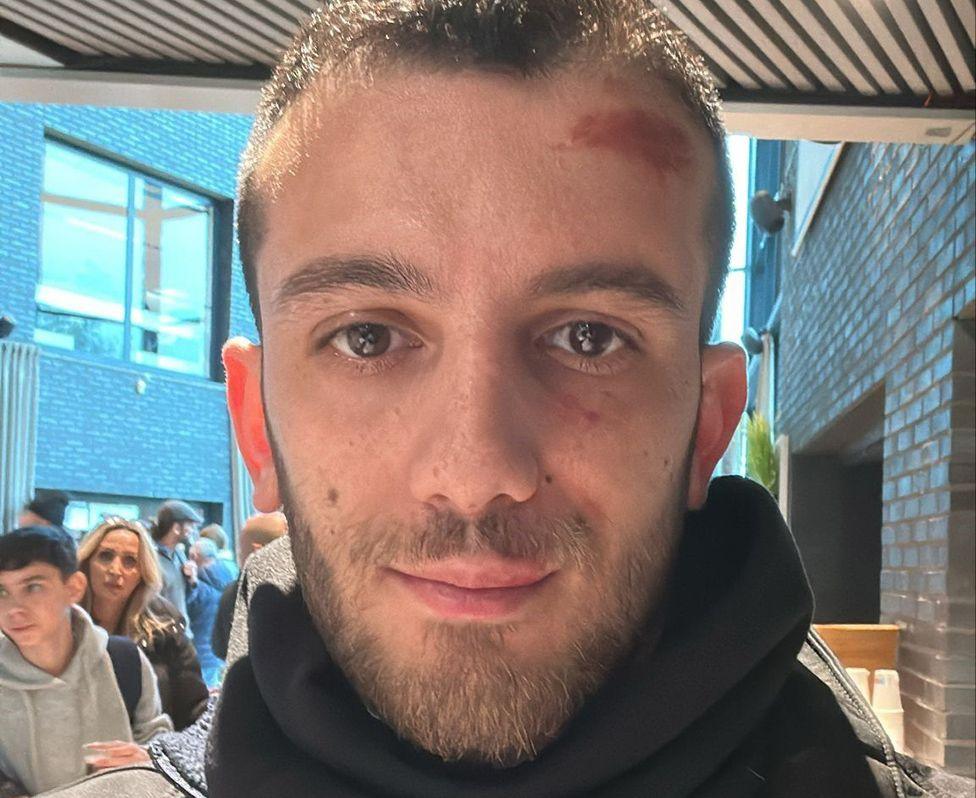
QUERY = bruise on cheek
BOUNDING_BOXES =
[557,392,600,424]
[565,108,692,175]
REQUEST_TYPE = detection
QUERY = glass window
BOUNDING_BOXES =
[712,134,752,344]
[35,139,215,377]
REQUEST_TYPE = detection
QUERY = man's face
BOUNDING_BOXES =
[0,563,85,651]
[228,68,744,764]
[178,521,199,545]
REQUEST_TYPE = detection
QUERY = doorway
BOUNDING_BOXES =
[789,387,885,622]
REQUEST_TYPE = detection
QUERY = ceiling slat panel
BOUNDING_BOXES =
[818,0,900,93]
[138,0,255,63]
[218,0,297,43]
[236,0,305,34]
[677,0,787,88]
[950,0,976,46]
[43,0,170,60]
[920,1,975,92]
[163,0,272,62]
[73,0,225,62]
[260,0,314,22]
[2,1,127,56]
[0,4,99,55]
[176,0,290,57]
[748,0,844,91]
[850,2,929,95]
[722,0,815,91]
[782,1,874,94]
[71,0,198,61]
[653,3,761,89]
[883,0,954,95]
[1,0,971,109]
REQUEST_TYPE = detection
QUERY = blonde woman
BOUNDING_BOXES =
[77,518,209,730]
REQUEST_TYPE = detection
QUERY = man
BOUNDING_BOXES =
[211,511,287,661]
[18,491,73,543]
[191,538,236,594]
[41,1,975,796]
[198,524,239,580]
[184,539,230,687]
[150,500,202,635]
[0,527,171,796]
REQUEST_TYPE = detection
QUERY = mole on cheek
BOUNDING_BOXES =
[326,487,339,506]
[566,108,692,175]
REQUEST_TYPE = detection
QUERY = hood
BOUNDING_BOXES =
[208,476,814,798]
[0,605,107,689]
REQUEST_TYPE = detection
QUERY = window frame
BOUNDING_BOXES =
[36,132,231,381]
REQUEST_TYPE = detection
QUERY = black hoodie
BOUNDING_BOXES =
[201,477,900,797]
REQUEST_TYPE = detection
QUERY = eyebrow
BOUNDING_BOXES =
[528,262,687,315]
[271,255,437,313]
[15,574,52,586]
[271,255,685,317]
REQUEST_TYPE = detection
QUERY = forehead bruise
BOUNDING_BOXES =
[567,108,692,175]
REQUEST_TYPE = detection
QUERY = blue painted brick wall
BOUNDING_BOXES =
[0,102,256,518]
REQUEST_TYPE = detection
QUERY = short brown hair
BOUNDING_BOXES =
[237,0,732,343]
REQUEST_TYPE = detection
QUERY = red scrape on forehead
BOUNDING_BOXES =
[566,108,692,174]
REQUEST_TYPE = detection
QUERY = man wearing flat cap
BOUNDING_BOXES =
[150,500,203,636]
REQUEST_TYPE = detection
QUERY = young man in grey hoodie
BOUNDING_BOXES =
[0,526,172,797]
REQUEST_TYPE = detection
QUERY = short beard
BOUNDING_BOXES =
[277,448,688,767]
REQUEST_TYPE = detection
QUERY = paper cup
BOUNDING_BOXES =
[846,667,872,702]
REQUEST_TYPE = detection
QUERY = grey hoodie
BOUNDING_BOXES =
[0,606,172,796]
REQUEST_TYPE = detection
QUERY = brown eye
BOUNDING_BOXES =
[122,556,139,571]
[95,550,115,565]
[338,324,391,357]
[545,321,627,358]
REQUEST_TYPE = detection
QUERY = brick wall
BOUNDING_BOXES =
[777,140,976,774]
[0,102,256,522]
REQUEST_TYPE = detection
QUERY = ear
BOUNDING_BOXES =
[687,342,747,510]
[66,571,87,605]
[223,337,281,512]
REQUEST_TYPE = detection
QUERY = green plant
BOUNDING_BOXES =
[746,412,779,496]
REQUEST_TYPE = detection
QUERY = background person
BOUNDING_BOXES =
[77,518,209,731]
[148,500,201,635]
[17,491,73,544]
[211,511,287,661]
[186,539,230,687]
[199,524,239,581]
[0,526,170,796]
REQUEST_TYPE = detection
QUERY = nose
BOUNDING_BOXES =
[408,345,540,518]
[3,605,29,624]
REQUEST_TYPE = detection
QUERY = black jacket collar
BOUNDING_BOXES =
[206,478,822,797]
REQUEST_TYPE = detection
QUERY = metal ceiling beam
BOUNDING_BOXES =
[1,65,972,146]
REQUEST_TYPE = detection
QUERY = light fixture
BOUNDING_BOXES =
[750,190,792,235]
[0,314,15,340]
[741,326,764,356]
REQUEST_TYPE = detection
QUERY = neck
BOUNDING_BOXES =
[20,613,76,677]
[159,530,180,550]
[92,594,126,635]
